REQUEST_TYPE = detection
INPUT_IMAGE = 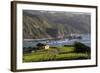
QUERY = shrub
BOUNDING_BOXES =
[36,43,45,49]
[74,42,90,53]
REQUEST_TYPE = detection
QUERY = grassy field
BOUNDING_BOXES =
[23,45,90,62]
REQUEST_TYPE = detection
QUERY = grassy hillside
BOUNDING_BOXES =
[23,45,90,62]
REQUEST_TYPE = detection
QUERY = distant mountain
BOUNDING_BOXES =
[23,10,91,39]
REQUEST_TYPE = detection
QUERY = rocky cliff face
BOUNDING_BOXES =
[23,10,91,39]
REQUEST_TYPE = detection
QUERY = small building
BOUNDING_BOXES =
[36,43,50,50]
[44,44,49,49]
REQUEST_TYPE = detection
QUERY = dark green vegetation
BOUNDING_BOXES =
[23,10,91,39]
[23,42,91,62]
[74,42,91,53]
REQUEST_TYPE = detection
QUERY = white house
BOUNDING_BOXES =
[44,45,50,49]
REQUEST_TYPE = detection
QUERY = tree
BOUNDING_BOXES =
[74,42,90,53]
[36,43,45,49]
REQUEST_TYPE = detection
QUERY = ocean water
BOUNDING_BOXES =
[23,34,91,48]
